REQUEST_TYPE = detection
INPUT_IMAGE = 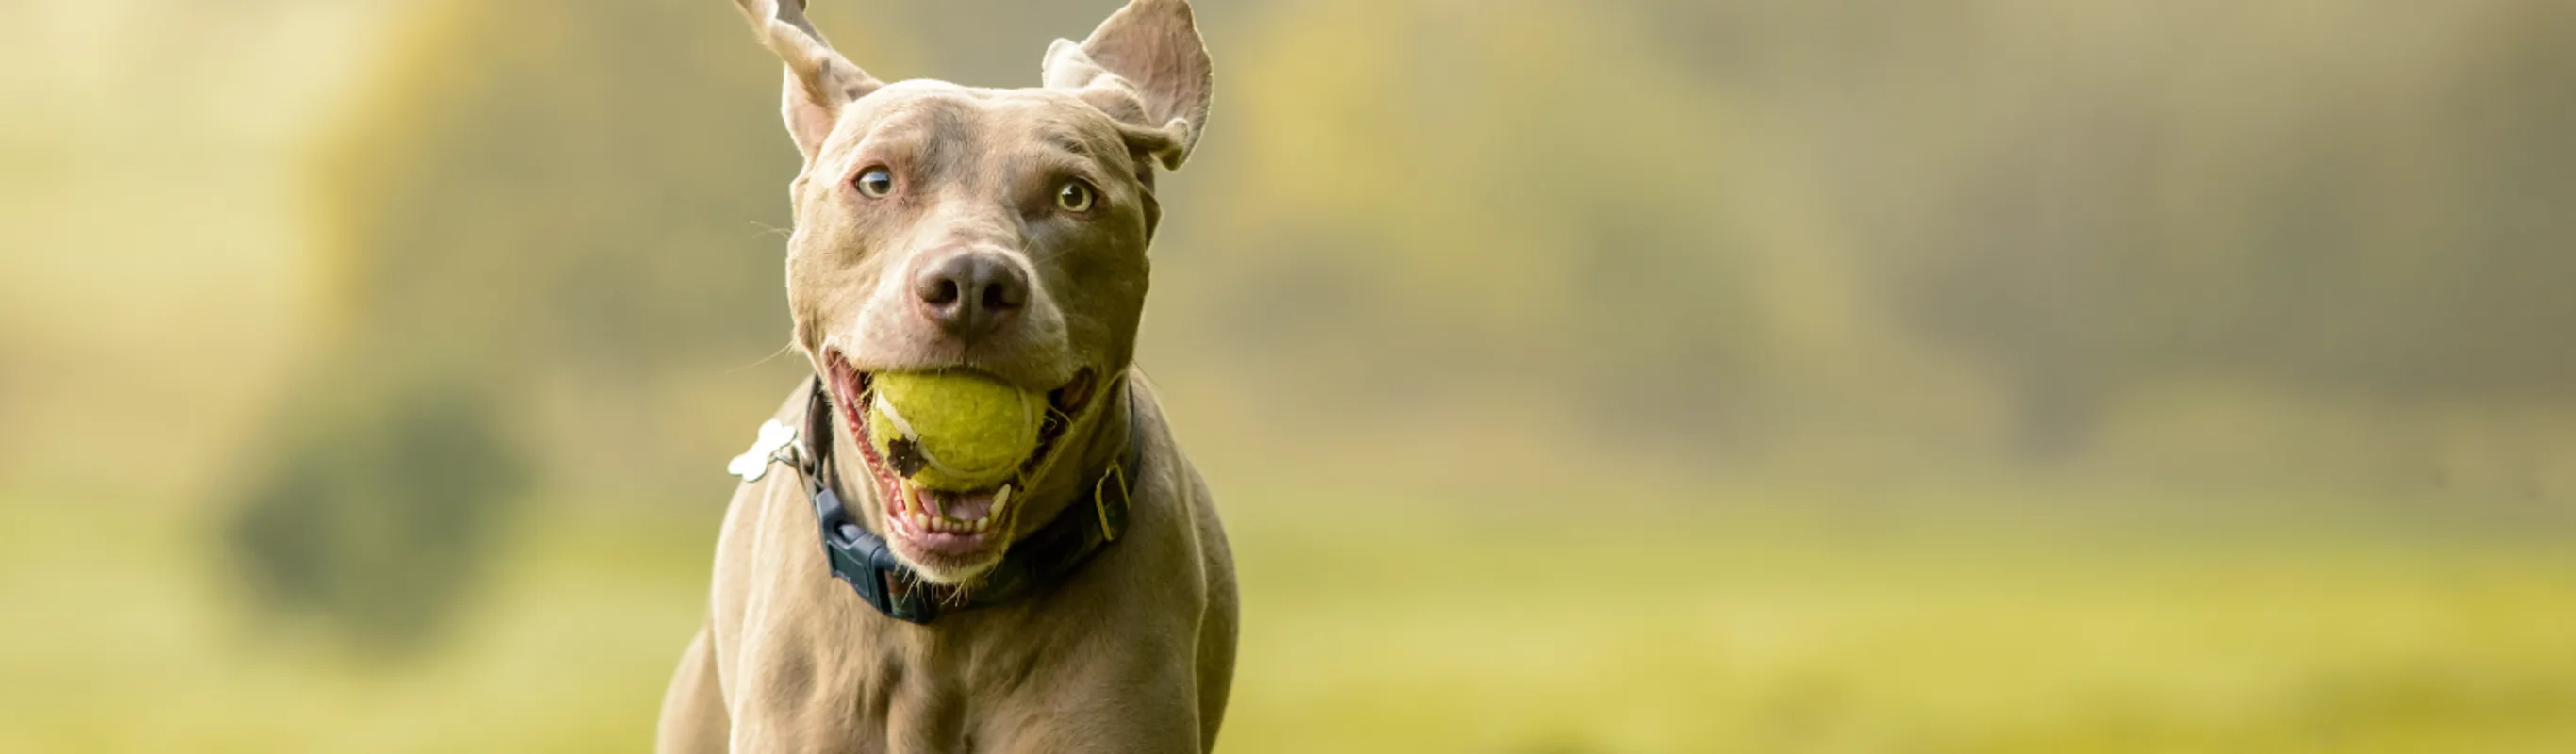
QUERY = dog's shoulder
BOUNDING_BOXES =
[702,379,830,648]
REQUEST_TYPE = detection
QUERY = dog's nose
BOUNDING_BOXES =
[911,251,1028,340]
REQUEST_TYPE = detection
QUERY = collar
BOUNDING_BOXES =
[791,374,1139,624]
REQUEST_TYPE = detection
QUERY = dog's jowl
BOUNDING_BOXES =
[656,2,1235,751]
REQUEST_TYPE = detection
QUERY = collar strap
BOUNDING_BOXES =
[797,374,1140,624]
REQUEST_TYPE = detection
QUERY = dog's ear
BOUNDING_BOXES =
[1041,0,1213,171]
[733,0,882,162]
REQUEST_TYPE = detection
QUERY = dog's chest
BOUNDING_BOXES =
[729,608,1066,752]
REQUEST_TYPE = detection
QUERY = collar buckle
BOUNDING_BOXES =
[811,484,942,624]
[1094,461,1129,543]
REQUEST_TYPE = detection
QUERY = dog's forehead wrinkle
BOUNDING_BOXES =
[1050,135,1092,160]
[838,89,963,146]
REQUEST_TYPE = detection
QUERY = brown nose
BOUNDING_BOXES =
[911,251,1028,340]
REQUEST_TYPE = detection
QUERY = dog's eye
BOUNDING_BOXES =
[855,167,895,198]
[1054,180,1096,213]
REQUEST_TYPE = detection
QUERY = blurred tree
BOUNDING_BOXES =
[1162,0,1771,463]
[223,0,871,654]
[2217,0,2576,401]
[1728,0,2576,461]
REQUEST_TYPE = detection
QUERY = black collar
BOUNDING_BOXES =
[794,374,1138,624]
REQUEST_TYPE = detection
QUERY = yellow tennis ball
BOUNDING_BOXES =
[867,370,1043,491]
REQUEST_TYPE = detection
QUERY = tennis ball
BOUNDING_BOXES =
[867,370,1043,491]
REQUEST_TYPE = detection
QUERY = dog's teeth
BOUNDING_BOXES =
[992,485,1013,516]
[973,516,989,532]
[911,512,930,529]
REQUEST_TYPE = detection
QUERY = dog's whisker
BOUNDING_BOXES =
[728,340,802,372]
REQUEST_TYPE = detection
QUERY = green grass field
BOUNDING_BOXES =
[4,490,2573,752]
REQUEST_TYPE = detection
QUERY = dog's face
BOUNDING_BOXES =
[738,0,1210,583]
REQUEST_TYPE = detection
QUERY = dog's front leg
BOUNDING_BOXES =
[655,624,732,753]
[722,557,892,752]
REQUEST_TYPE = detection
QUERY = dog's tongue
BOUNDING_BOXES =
[917,485,999,520]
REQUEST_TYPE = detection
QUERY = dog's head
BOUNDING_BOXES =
[732,0,1210,583]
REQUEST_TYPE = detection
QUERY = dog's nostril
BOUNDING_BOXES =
[983,279,1024,311]
[914,267,962,309]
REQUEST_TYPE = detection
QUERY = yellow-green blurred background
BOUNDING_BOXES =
[7,0,2576,750]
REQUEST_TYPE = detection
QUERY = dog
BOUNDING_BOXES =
[655,1,1235,750]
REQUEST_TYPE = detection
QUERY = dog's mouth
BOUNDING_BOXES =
[825,352,1096,581]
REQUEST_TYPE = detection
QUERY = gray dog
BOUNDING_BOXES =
[655,1,1236,750]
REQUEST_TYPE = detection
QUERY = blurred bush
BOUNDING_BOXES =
[228,376,525,652]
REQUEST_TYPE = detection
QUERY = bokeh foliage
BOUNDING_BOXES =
[3,0,2575,747]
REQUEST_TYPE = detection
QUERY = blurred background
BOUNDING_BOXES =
[6,0,2575,750]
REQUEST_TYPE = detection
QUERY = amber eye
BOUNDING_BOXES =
[1054,179,1097,213]
[855,167,895,198]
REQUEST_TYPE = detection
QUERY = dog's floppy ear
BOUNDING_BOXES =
[1041,0,1214,171]
[733,0,882,162]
